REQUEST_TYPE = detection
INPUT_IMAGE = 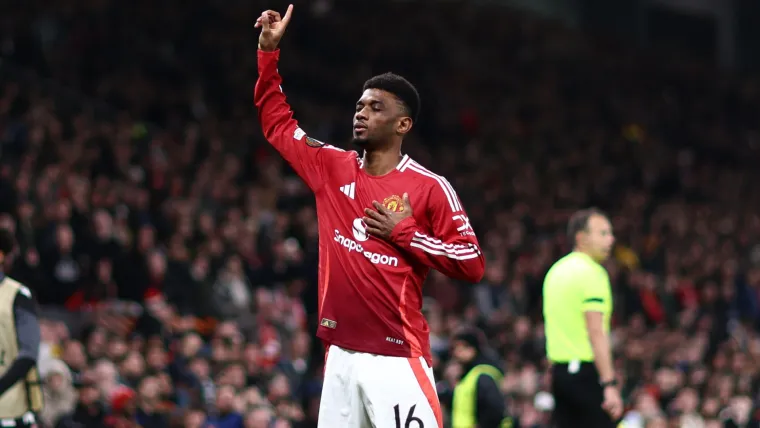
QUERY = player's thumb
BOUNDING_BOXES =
[403,193,411,208]
[260,12,271,31]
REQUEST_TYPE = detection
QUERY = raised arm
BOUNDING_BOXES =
[254,5,343,191]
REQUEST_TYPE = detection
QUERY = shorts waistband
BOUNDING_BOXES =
[551,360,598,375]
[551,359,594,365]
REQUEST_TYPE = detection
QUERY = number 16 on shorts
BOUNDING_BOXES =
[394,404,423,428]
[318,346,442,428]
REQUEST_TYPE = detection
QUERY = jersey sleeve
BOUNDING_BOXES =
[254,49,345,191]
[13,289,40,361]
[389,181,485,283]
[580,266,610,313]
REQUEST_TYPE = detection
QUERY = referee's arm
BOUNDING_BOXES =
[0,289,40,396]
[582,274,614,384]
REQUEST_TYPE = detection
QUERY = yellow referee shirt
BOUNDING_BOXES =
[543,252,612,362]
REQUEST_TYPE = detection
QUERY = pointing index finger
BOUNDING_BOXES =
[281,4,294,27]
[259,11,271,30]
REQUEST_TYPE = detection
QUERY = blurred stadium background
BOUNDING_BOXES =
[2,0,760,427]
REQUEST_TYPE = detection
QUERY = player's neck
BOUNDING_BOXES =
[362,146,403,177]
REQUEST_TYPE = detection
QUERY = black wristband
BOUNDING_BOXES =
[600,379,618,388]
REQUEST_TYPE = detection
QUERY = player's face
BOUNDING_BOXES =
[585,215,615,261]
[352,89,412,148]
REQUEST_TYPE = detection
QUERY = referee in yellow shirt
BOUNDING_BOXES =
[543,208,622,428]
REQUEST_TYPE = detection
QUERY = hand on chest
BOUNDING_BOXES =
[332,173,428,240]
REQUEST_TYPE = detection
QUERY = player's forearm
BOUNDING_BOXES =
[587,325,615,383]
[390,217,485,282]
[0,357,34,396]
[255,49,326,190]
[255,49,298,146]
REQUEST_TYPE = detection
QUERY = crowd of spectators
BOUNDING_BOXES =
[2,0,760,427]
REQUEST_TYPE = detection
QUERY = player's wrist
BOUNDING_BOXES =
[600,379,618,388]
[389,216,417,243]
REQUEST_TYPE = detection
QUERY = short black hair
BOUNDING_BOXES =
[363,73,421,124]
[567,207,608,246]
[0,228,14,255]
[453,328,485,353]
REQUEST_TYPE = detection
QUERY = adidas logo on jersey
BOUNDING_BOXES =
[340,183,356,200]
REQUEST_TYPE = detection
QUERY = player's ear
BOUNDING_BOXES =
[573,231,583,248]
[396,117,413,135]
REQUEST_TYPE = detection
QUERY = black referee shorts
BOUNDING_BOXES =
[551,362,617,428]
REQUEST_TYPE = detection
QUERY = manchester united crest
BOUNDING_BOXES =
[383,195,405,212]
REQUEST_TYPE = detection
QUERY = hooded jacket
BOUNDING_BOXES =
[450,331,507,428]
[41,359,78,427]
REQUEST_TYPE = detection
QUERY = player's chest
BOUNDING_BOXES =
[328,170,419,218]
[323,168,433,247]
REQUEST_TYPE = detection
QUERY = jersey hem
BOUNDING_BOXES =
[318,333,432,365]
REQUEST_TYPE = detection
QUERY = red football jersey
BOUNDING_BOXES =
[255,50,485,364]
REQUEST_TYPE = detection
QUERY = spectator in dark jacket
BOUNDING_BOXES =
[441,329,508,428]
[206,385,244,428]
